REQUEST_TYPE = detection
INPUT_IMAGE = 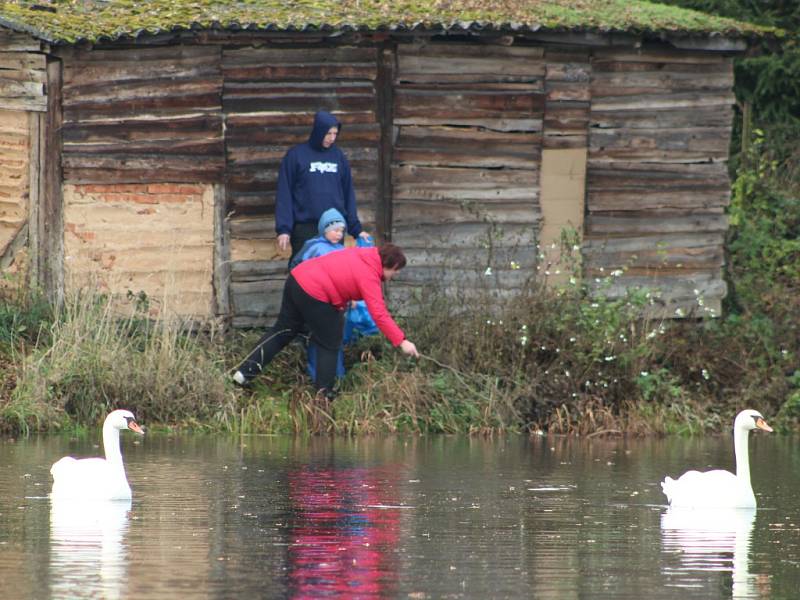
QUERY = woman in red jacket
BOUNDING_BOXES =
[233,243,419,396]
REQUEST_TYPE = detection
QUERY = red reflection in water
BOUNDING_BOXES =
[287,466,401,598]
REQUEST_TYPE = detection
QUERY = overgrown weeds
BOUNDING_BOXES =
[0,287,237,434]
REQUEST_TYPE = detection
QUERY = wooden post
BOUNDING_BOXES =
[213,183,231,325]
[375,43,395,242]
[41,56,64,306]
[741,100,752,164]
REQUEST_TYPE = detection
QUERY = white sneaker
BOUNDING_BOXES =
[232,371,246,385]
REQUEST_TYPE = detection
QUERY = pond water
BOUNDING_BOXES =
[1,430,799,599]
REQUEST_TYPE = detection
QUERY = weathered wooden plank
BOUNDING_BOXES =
[393,117,543,131]
[591,106,732,129]
[63,165,223,184]
[222,46,377,67]
[63,78,222,103]
[63,59,220,89]
[395,266,533,289]
[63,93,221,121]
[0,97,46,111]
[225,110,376,128]
[546,82,591,102]
[225,94,376,114]
[63,139,224,156]
[397,124,541,148]
[587,190,730,211]
[397,44,545,82]
[62,114,223,142]
[224,64,377,82]
[395,88,546,118]
[592,49,730,65]
[585,213,728,235]
[592,60,732,75]
[393,164,537,201]
[394,147,539,169]
[0,33,43,52]
[592,69,731,86]
[545,62,591,83]
[392,222,537,249]
[394,199,540,225]
[591,92,734,111]
[586,273,726,300]
[590,127,731,153]
[583,232,725,253]
[60,44,219,63]
[586,161,730,187]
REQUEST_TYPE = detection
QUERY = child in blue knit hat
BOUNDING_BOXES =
[290,207,347,269]
[291,208,347,379]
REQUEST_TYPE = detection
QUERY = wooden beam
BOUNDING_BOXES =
[376,43,395,242]
[42,56,63,305]
[212,183,231,324]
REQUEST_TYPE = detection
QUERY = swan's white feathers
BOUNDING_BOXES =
[660,409,771,509]
[50,409,144,501]
[661,469,753,508]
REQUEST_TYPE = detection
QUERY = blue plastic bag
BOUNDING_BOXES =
[343,236,379,344]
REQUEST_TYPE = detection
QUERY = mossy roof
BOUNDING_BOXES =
[0,0,774,45]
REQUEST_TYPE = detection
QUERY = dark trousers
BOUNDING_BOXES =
[239,275,344,392]
[289,222,319,267]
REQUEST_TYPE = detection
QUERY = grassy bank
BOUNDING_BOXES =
[0,214,796,436]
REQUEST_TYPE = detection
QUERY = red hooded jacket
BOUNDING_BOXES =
[291,247,405,346]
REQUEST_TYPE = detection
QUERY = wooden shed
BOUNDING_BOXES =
[0,1,766,325]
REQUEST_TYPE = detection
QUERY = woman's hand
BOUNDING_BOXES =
[400,339,419,358]
[277,233,290,251]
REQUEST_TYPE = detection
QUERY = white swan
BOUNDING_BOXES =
[50,409,145,501]
[661,409,772,508]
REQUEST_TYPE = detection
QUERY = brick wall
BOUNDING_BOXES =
[0,109,29,260]
[63,182,215,319]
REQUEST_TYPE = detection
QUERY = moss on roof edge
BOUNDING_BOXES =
[0,1,778,46]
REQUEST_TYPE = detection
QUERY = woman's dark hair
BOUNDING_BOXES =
[378,243,406,270]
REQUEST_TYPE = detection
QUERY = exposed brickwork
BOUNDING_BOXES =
[63,182,215,319]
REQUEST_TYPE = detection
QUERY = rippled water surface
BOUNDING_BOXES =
[2,431,800,599]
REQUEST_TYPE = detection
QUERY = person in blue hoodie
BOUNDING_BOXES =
[275,110,371,264]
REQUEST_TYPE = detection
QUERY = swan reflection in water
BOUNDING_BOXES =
[661,506,768,598]
[49,499,131,600]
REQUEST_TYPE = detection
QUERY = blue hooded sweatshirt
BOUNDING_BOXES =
[289,208,346,269]
[275,110,363,238]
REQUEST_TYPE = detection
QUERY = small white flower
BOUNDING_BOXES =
[611,269,623,277]
[604,356,615,362]
[640,371,649,377]
[701,368,710,380]
[484,267,493,276]
[675,308,685,317]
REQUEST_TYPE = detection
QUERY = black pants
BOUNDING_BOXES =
[239,275,344,392]
[289,222,319,267]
